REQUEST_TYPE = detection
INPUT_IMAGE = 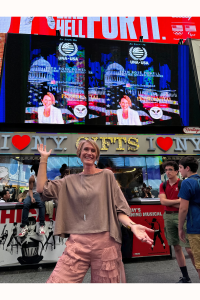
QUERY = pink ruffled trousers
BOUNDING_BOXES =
[47,231,126,283]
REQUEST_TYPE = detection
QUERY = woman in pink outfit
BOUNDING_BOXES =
[37,139,153,283]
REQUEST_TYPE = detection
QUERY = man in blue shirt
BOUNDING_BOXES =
[178,156,200,280]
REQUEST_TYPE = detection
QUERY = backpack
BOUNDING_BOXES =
[162,180,182,192]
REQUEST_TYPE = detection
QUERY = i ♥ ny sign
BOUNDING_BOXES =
[11,135,31,150]
[156,137,173,151]
[9,135,175,152]
[147,136,200,152]
[1,133,200,154]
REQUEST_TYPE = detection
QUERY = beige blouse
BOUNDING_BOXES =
[42,169,131,243]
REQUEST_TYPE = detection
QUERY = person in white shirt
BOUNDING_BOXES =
[117,95,141,125]
[38,92,64,124]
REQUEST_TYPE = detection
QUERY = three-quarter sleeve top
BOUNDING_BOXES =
[42,169,131,243]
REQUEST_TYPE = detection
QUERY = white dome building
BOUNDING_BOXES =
[104,63,128,86]
[28,57,54,84]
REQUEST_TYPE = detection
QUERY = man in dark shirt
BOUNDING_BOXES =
[179,156,200,281]
[159,161,195,283]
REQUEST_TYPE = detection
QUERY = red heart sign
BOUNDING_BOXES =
[156,137,173,151]
[12,135,31,150]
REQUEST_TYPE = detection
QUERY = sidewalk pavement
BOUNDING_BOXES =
[0,247,199,283]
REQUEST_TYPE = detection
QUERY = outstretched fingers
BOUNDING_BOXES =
[37,143,52,156]
[140,234,153,245]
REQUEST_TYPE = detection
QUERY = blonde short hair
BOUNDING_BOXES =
[120,95,132,107]
[42,92,55,105]
[76,139,100,162]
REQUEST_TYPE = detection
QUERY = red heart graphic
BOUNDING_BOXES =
[12,135,31,150]
[156,137,173,151]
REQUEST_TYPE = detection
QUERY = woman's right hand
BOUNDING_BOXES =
[37,144,52,160]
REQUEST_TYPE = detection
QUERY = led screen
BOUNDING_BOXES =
[0,33,6,122]
[4,34,87,124]
[87,40,186,125]
[3,34,190,126]
[26,36,86,124]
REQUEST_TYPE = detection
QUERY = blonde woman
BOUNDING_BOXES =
[38,92,64,124]
[117,95,141,125]
[37,139,153,283]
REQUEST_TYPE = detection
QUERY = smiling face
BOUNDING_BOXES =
[80,141,97,167]
[42,95,52,109]
[119,98,129,110]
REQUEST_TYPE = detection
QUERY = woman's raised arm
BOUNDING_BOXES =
[37,144,52,193]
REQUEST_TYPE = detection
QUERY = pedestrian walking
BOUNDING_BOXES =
[159,161,195,283]
[178,156,200,280]
[36,139,154,283]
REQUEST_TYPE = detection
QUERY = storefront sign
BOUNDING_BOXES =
[130,205,171,257]
[183,127,200,134]
[1,132,200,155]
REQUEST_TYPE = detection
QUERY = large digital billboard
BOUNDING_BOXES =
[25,36,86,124]
[4,34,87,124]
[0,17,200,44]
[87,40,184,126]
[2,33,190,126]
[0,33,6,123]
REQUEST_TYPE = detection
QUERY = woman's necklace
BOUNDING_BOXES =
[80,174,87,221]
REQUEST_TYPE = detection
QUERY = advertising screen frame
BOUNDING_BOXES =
[1,33,193,128]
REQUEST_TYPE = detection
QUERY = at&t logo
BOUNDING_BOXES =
[129,46,149,65]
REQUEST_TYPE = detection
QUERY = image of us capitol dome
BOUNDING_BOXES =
[104,63,129,87]
[28,57,54,84]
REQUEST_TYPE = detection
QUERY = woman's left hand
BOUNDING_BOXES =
[131,224,154,245]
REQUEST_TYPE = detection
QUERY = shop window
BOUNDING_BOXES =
[125,156,146,167]
[47,157,69,179]
[145,156,163,197]
[0,156,32,201]
[115,167,143,200]
[68,156,83,168]
[98,156,124,169]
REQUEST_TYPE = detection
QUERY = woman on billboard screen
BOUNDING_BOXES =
[117,95,141,125]
[38,92,64,124]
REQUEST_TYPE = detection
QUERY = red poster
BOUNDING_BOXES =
[0,17,199,44]
[130,204,171,258]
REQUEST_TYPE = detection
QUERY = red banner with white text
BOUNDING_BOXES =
[0,16,199,44]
